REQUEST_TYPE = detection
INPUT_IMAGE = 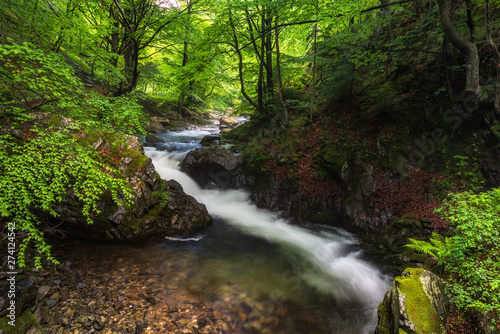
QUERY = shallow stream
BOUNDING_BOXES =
[56,124,391,334]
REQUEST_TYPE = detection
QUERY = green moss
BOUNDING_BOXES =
[126,153,148,174]
[0,309,44,333]
[48,114,62,127]
[317,145,347,172]
[104,132,118,143]
[396,268,442,333]
[77,128,101,147]
[376,292,393,334]
[193,117,212,125]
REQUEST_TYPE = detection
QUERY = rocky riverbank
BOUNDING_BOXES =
[7,241,329,334]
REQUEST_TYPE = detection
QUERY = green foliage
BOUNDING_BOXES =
[83,92,148,134]
[407,188,500,322]
[437,188,500,317]
[406,232,452,258]
[0,39,147,268]
[445,154,485,192]
[152,190,171,208]
[0,128,133,268]
[0,41,82,117]
[0,41,147,134]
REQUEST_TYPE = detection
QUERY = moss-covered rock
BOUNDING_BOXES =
[0,275,41,334]
[32,116,213,241]
[376,268,449,334]
[0,309,44,334]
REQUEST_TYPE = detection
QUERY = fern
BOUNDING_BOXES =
[405,232,451,259]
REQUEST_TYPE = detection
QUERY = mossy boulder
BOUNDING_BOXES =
[0,276,41,334]
[0,309,43,334]
[180,146,243,189]
[36,119,213,241]
[376,268,450,334]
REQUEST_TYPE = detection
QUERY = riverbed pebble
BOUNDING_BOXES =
[31,244,329,334]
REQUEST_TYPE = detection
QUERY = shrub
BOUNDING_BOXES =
[407,188,500,328]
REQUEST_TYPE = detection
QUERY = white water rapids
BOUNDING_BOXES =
[144,129,391,333]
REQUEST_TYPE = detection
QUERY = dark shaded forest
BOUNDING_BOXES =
[1,0,500,333]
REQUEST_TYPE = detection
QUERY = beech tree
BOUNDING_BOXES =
[435,0,480,98]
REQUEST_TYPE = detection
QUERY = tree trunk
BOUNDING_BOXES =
[264,6,274,106]
[465,0,476,42]
[258,8,266,112]
[229,11,259,111]
[177,1,193,113]
[275,14,288,124]
[379,0,395,40]
[436,0,480,98]
[114,39,140,96]
[485,0,500,112]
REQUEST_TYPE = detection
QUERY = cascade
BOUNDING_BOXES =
[144,127,391,333]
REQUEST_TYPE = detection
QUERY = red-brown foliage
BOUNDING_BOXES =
[263,120,341,200]
[445,310,481,334]
[371,168,449,230]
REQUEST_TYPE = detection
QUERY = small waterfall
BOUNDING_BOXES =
[144,131,390,333]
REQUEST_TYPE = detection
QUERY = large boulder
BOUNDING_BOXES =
[219,116,239,132]
[200,135,220,147]
[0,275,41,334]
[44,131,212,241]
[181,147,341,224]
[376,268,450,334]
[250,173,342,224]
[180,147,250,189]
[145,134,165,143]
[146,117,171,134]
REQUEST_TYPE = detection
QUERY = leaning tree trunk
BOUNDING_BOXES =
[485,0,500,112]
[436,0,480,98]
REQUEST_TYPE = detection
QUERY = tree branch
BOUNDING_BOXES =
[361,0,414,13]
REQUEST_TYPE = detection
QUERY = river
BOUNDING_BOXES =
[138,125,392,333]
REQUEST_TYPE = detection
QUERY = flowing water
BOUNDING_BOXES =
[136,126,392,333]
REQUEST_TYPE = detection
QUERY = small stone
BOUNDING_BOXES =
[76,315,88,324]
[37,285,51,300]
[46,299,57,308]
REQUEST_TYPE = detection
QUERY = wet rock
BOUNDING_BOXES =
[43,131,212,241]
[0,276,37,317]
[150,117,171,127]
[181,147,244,189]
[46,299,57,308]
[145,122,164,134]
[169,120,198,130]
[37,286,51,301]
[145,134,165,143]
[200,135,220,147]
[219,116,239,131]
[93,317,105,330]
[251,173,342,224]
[376,268,448,334]
[341,157,379,229]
